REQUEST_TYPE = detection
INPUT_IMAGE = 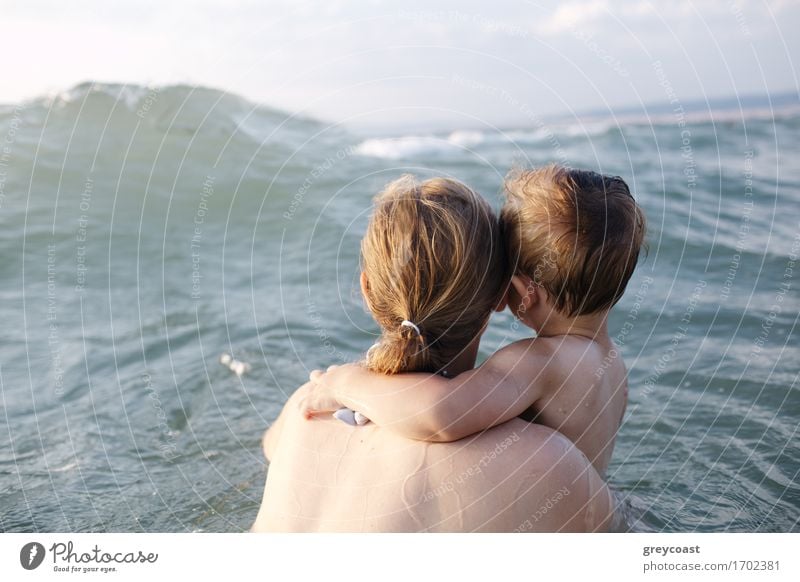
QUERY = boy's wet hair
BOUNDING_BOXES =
[501,164,646,317]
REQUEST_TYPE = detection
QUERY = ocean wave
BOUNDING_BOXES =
[353,103,800,162]
[10,81,329,152]
[354,135,455,159]
[353,128,545,160]
[353,122,621,160]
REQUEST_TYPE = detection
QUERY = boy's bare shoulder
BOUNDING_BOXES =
[485,335,609,384]
[488,336,563,363]
[481,337,563,381]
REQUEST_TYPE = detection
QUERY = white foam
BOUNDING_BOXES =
[354,129,506,159]
[353,124,596,160]
[560,120,616,137]
[446,130,485,146]
[354,135,456,159]
[219,352,251,377]
[353,105,800,160]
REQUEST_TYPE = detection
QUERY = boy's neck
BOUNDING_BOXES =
[533,310,611,344]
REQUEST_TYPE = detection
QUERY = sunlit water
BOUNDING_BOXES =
[0,83,797,532]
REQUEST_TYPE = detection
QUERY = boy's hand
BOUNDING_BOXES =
[298,363,362,419]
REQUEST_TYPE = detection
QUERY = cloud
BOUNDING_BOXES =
[0,0,796,129]
[535,0,609,35]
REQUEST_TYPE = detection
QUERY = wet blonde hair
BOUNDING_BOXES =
[362,175,508,375]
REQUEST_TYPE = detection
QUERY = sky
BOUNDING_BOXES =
[3,0,799,131]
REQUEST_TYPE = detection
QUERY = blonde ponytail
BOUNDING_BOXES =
[361,175,508,375]
[366,322,430,375]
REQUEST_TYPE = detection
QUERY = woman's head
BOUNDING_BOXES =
[360,175,509,375]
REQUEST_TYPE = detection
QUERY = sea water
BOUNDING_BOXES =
[0,83,797,531]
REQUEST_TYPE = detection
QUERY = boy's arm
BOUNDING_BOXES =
[302,341,548,442]
[263,383,310,462]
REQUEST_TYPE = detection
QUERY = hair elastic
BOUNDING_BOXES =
[400,320,421,336]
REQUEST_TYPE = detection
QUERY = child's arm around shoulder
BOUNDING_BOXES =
[302,339,553,442]
[263,382,311,462]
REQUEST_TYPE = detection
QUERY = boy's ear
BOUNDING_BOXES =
[510,274,536,312]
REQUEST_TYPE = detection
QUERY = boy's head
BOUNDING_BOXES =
[500,164,646,324]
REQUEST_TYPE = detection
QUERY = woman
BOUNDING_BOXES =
[252,175,612,532]
[352,174,508,377]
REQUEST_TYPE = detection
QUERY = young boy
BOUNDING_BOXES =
[302,164,646,476]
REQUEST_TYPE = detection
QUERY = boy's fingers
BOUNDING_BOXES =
[303,409,327,420]
[298,390,341,419]
[309,365,340,383]
[297,396,325,419]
